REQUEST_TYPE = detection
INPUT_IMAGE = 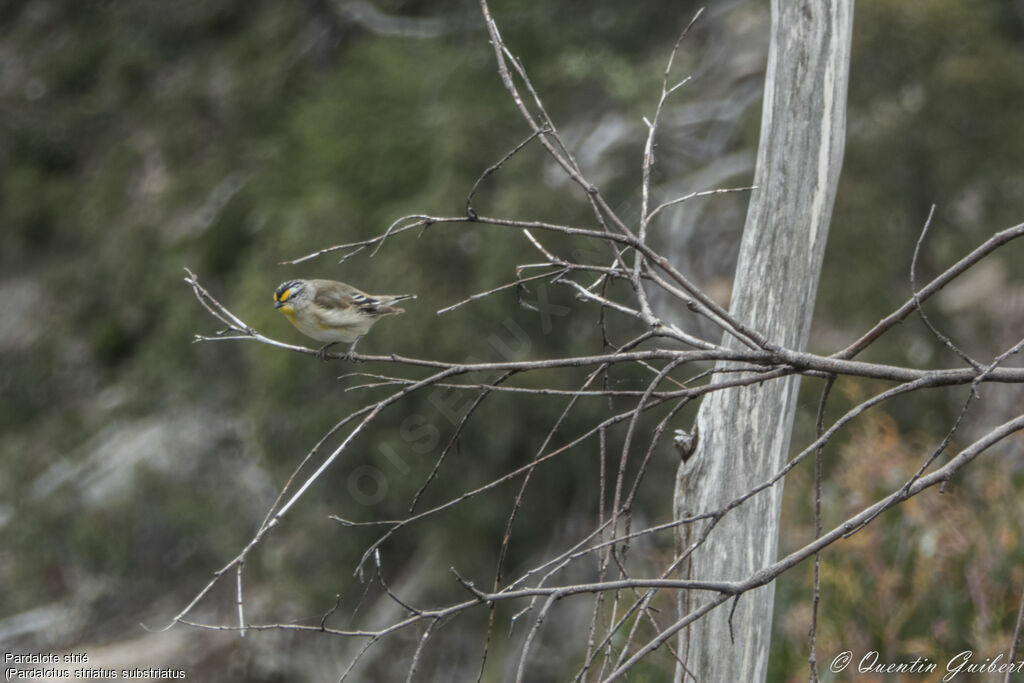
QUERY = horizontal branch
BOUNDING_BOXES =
[187,270,1024,385]
[179,576,740,640]
[235,340,1024,386]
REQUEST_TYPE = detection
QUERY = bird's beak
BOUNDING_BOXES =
[274,300,283,309]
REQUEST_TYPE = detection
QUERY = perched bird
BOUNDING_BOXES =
[273,279,415,360]
[674,426,698,462]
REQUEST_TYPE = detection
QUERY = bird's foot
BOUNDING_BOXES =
[344,340,362,363]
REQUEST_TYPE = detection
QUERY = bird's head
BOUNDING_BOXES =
[273,279,309,313]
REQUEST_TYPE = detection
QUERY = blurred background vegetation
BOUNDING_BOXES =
[2,0,1022,680]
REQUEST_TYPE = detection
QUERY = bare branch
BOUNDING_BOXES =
[910,205,983,370]
[466,128,547,219]
[807,375,834,682]
[646,185,756,224]
[1007,590,1024,683]
[836,221,1024,360]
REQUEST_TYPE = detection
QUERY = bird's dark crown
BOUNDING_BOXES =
[274,279,305,302]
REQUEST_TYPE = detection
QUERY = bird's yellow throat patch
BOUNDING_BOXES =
[278,305,297,325]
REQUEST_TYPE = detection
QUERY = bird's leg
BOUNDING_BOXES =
[344,337,362,362]
[316,342,337,361]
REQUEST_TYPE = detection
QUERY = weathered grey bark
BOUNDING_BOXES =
[673,3,853,681]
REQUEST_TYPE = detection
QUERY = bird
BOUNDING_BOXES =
[674,426,698,461]
[273,279,415,360]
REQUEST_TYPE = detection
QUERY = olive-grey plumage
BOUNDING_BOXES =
[273,278,415,359]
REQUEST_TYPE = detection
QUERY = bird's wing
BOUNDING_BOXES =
[314,282,396,316]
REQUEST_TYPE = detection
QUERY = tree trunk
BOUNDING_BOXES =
[673,2,854,681]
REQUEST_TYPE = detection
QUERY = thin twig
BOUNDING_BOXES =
[836,221,1024,360]
[807,375,834,682]
[466,128,548,218]
[909,205,983,370]
[1006,589,1024,683]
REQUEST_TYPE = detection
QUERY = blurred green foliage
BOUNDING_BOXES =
[1,0,1022,680]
